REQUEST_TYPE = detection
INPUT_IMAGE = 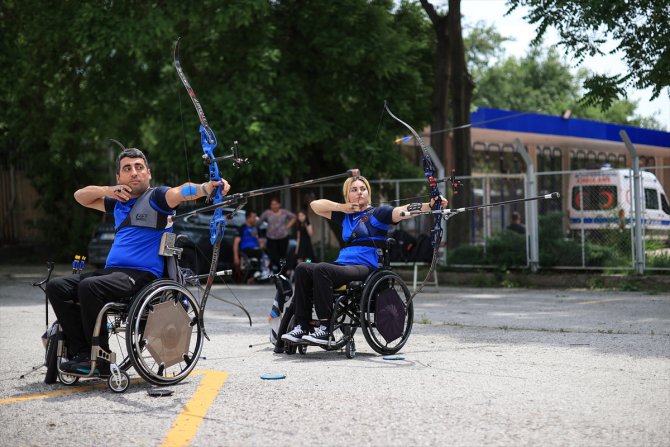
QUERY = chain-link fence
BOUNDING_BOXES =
[442,173,530,268]
[543,169,635,271]
[303,168,669,273]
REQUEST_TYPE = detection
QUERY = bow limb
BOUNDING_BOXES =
[384,101,444,301]
[174,38,251,338]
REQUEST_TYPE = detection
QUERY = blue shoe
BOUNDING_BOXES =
[75,361,110,376]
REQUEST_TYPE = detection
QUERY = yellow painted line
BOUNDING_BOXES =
[160,370,228,447]
[1,369,228,447]
[578,298,626,305]
[0,378,142,405]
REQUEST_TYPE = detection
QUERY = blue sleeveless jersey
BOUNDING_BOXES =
[103,186,175,278]
[238,224,260,250]
[331,205,394,269]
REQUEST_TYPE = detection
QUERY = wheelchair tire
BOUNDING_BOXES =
[57,370,79,386]
[44,323,60,384]
[360,271,413,355]
[126,280,204,386]
[237,252,252,284]
[108,370,130,393]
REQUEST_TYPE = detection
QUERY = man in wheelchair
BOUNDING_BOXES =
[46,146,231,377]
[281,175,446,347]
[233,210,269,282]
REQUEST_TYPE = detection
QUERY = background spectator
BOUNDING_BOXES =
[259,197,296,272]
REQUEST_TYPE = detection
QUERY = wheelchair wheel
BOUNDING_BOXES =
[360,271,413,355]
[57,370,79,386]
[126,280,204,386]
[107,370,130,393]
[237,252,252,284]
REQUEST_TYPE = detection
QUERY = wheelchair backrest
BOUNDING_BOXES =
[380,238,396,270]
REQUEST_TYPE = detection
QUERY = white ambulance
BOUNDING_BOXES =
[568,169,670,231]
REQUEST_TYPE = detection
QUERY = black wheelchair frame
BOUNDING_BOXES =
[277,238,414,359]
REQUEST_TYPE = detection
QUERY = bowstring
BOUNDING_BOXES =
[177,72,206,302]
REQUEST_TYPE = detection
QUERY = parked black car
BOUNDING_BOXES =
[173,208,248,275]
[87,221,116,267]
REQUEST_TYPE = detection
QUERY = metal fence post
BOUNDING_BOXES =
[620,130,645,274]
[514,139,539,272]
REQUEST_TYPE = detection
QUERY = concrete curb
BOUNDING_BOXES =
[2,263,668,291]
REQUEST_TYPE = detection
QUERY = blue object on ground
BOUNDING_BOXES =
[260,374,286,380]
[383,355,405,361]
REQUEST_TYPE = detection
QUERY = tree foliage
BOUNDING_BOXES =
[1,0,432,258]
[471,45,663,129]
[507,0,670,109]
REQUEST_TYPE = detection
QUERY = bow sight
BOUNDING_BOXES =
[202,140,249,170]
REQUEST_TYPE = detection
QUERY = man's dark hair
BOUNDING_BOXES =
[116,148,149,174]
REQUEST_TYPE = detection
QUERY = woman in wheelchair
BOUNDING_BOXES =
[281,175,446,347]
[46,146,231,377]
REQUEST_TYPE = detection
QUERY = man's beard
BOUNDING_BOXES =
[130,182,149,196]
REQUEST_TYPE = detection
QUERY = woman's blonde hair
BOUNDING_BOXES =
[342,176,372,203]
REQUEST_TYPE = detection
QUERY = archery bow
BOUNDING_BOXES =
[384,101,454,301]
[174,37,250,336]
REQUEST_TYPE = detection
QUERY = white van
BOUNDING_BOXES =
[568,169,670,231]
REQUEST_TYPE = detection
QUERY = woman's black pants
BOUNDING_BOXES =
[292,262,371,327]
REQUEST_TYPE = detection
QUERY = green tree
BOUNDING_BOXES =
[472,46,663,128]
[419,0,474,249]
[1,1,433,259]
[507,0,670,110]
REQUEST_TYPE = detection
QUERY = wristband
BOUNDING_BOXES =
[200,183,208,196]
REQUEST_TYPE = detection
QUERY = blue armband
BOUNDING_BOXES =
[180,184,198,198]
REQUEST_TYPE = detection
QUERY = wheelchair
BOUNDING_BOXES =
[40,237,205,392]
[278,239,414,359]
[44,278,205,393]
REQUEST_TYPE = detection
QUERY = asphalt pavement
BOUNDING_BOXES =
[0,265,668,446]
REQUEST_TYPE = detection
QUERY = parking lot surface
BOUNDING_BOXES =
[0,267,668,446]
